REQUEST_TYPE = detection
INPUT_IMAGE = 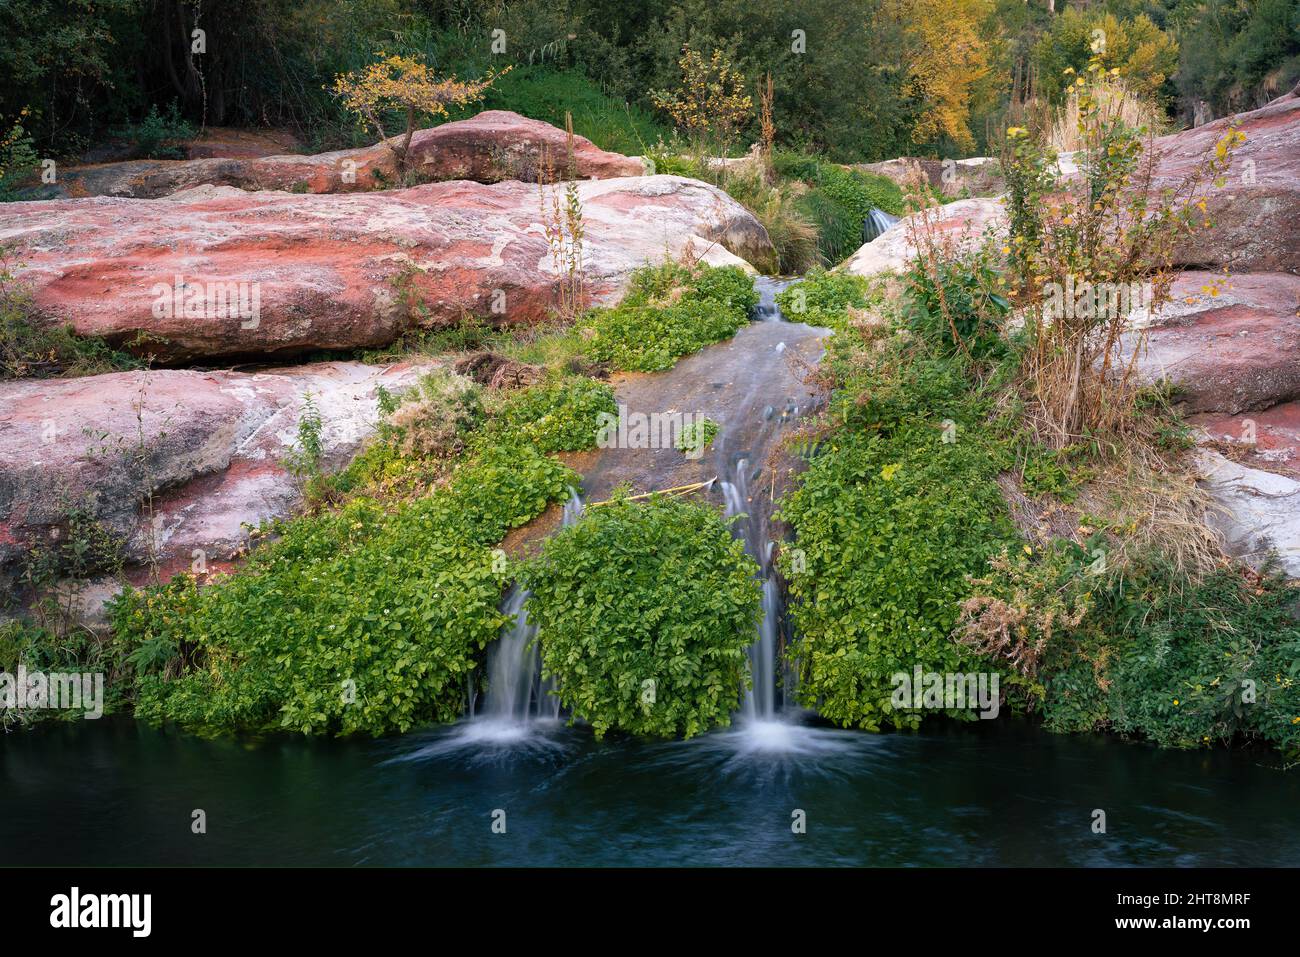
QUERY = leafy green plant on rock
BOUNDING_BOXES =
[523,495,761,739]
[583,262,757,372]
[777,422,1017,731]
[113,445,580,736]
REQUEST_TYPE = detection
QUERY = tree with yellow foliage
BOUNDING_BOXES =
[883,0,993,152]
[651,45,753,156]
[332,54,507,171]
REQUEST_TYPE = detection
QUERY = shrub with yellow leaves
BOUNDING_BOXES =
[332,54,507,172]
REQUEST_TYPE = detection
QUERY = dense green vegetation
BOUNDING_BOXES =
[773,235,1300,756]
[4,0,1293,188]
[775,270,1021,730]
[524,495,760,739]
[99,262,759,736]
[585,262,758,371]
[112,422,583,735]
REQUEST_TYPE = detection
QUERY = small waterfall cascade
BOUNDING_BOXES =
[862,208,900,244]
[720,459,785,722]
[751,276,797,322]
[474,489,584,729]
[479,587,548,724]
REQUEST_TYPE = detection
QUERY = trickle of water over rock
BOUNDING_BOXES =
[751,276,799,322]
[720,459,785,724]
[862,207,899,244]
[463,489,585,740]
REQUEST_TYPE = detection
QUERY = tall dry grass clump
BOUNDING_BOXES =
[1002,48,1244,450]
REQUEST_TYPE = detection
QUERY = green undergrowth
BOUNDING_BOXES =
[775,265,1300,756]
[436,65,670,157]
[109,368,618,736]
[583,261,758,371]
[774,267,884,330]
[773,154,905,266]
[112,420,586,736]
[523,494,760,739]
[776,275,1021,730]
[716,155,906,272]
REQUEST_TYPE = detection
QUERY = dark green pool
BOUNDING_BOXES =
[2,714,1296,866]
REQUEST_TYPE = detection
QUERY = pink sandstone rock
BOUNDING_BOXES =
[1126,271,1300,415]
[0,360,434,593]
[0,174,772,362]
[27,111,644,200]
[1190,399,1300,480]
[840,197,1006,276]
[1151,84,1300,275]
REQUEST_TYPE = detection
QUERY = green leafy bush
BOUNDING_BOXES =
[1037,560,1300,754]
[523,496,761,739]
[585,263,757,372]
[778,422,1016,731]
[774,267,875,330]
[0,113,38,199]
[114,102,195,159]
[114,445,580,736]
[902,252,1010,358]
[482,375,616,453]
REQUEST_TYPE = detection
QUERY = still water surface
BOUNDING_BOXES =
[2,715,1296,866]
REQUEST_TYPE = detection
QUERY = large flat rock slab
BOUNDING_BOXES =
[1196,449,1300,577]
[1127,271,1300,415]
[0,360,431,589]
[0,175,772,362]
[1152,86,1300,275]
[1190,399,1300,480]
[840,198,1006,276]
[21,110,645,200]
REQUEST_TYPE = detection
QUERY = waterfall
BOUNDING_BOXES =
[751,276,798,322]
[720,460,782,722]
[862,208,899,244]
[480,586,543,723]
[473,488,584,731]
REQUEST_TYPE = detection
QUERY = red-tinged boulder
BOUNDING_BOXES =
[840,197,1006,276]
[1190,399,1300,480]
[23,111,644,200]
[0,360,433,595]
[1126,271,1300,414]
[0,175,772,363]
[1151,84,1300,274]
